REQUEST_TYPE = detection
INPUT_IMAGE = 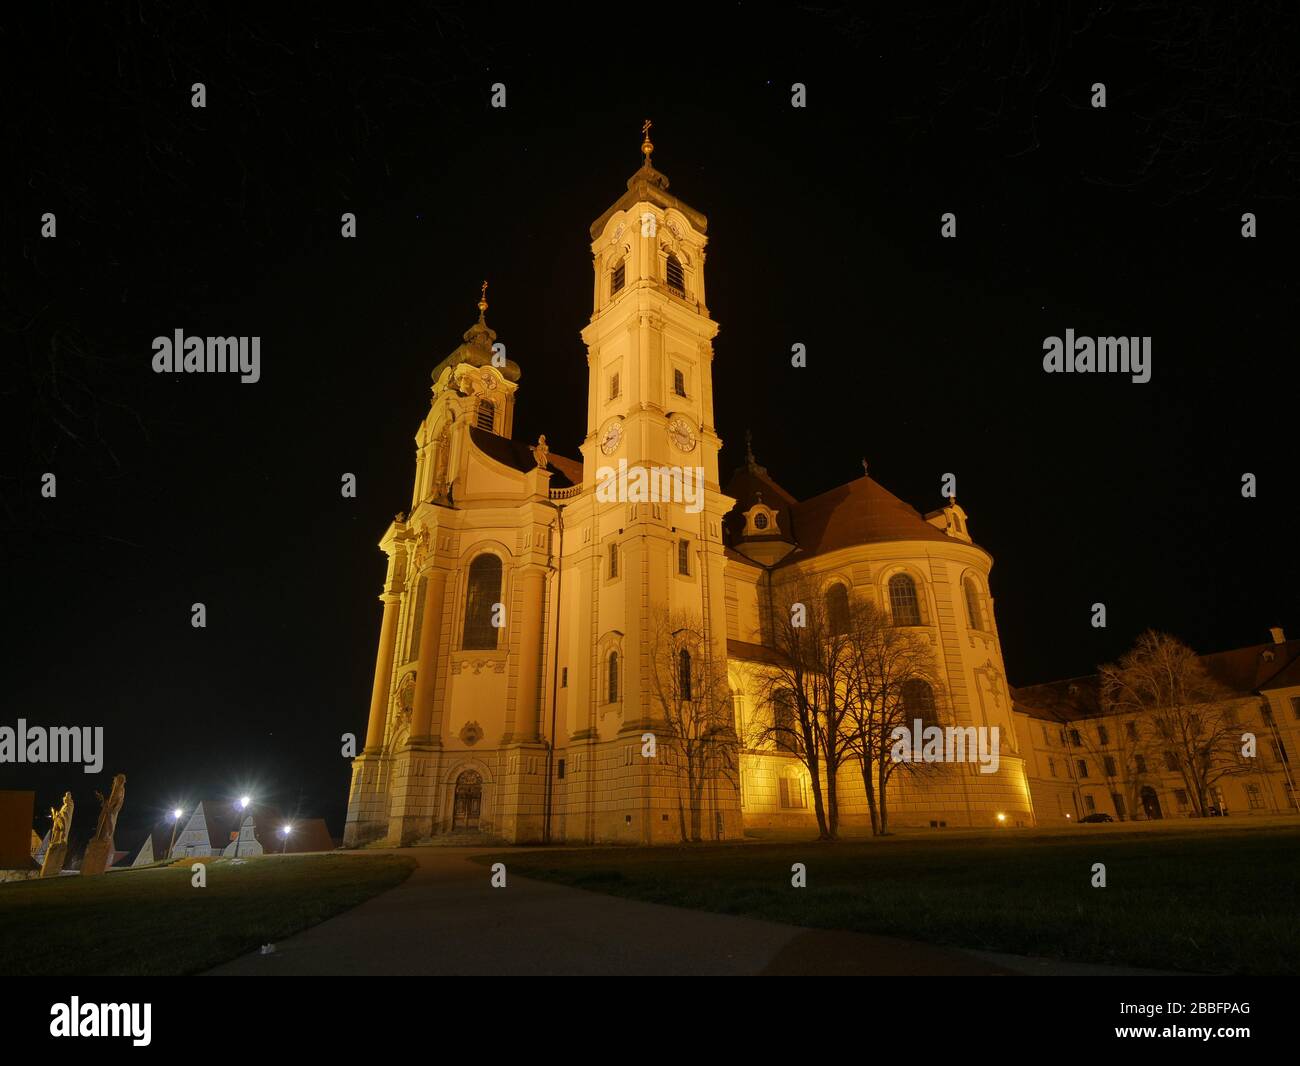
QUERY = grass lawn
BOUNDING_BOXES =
[0,852,415,976]
[482,823,1300,974]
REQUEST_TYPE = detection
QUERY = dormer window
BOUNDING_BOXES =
[754,512,769,531]
[665,253,685,296]
[673,368,686,397]
[611,260,625,295]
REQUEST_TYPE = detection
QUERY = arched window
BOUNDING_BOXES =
[963,577,983,630]
[665,253,685,295]
[462,554,502,650]
[902,679,937,726]
[607,651,619,703]
[679,649,692,701]
[673,367,686,396]
[407,575,428,660]
[826,583,850,634]
[754,511,769,530]
[608,541,619,579]
[773,690,797,754]
[888,573,921,626]
[611,259,626,295]
[476,399,495,432]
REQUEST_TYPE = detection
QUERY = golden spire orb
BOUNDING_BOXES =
[641,118,653,167]
[477,279,489,319]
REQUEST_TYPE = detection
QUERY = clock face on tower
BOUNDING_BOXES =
[600,419,623,455]
[667,416,697,452]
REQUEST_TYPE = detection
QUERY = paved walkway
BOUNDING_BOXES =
[204,848,1168,977]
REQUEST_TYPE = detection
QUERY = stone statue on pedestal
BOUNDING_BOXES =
[81,774,126,877]
[40,791,75,878]
[92,774,126,842]
[50,792,73,844]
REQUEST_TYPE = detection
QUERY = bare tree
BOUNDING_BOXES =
[1026,682,1155,821]
[1100,630,1246,816]
[748,575,854,840]
[646,608,738,842]
[840,595,946,835]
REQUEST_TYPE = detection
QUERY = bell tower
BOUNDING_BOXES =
[565,125,741,844]
[580,122,721,488]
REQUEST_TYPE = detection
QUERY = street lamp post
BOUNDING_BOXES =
[280,825,292,854]
[232,796,251,858]
[167,808,184,861]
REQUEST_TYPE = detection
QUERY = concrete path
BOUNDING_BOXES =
[203,848,1160,977]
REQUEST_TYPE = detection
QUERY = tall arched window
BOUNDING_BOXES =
[964,577,983,630]
[611,259,626,295]
[826,583,850,634]
[608,541,618,579]
[407,575,428,661]
[665,253,685,295]
[476,399,495,432]
[773,690,797,754]
[607,651,619,703]
[679,649,692,701]
[462,554,502,650]
[888,573,921,626]
[902,679,937,726]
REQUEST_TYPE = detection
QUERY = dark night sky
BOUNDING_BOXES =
[3,4,1296,850]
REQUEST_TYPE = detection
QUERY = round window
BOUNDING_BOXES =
[754,512,769,530]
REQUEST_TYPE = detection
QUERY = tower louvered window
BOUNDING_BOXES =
[665,253,684,296]
[611,260,625,295]
[476,399,495,432]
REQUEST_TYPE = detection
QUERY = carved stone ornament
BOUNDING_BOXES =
[395,671,416,720]
[459,721,484,746]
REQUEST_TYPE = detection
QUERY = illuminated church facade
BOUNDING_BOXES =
[343,133,1035,847]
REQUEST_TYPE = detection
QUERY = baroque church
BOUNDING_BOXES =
[343,130,1034,846]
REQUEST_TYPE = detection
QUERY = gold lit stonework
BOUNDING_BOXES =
[344,140,1057,849]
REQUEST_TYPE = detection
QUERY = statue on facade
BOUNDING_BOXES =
[531,434,549,470]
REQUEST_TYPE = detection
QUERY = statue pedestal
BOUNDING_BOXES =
[40,842,67,878]
[81,839,113,877]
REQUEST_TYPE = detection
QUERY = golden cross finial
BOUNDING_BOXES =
[477,279,488,318]
[641,118,654,166]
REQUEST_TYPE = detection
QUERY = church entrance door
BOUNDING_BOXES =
[452,770,483,831]
[1140,786,1163,820]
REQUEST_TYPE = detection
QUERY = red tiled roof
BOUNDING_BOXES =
[1013,638,1300,719]
[784,476,951,557]
[724,456,953,562]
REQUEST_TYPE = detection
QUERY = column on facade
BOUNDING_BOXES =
[363,576,402,754]
[409,568,449,744]
[512,566,547,743]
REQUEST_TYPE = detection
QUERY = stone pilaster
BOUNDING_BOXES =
[389,568,449,844]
